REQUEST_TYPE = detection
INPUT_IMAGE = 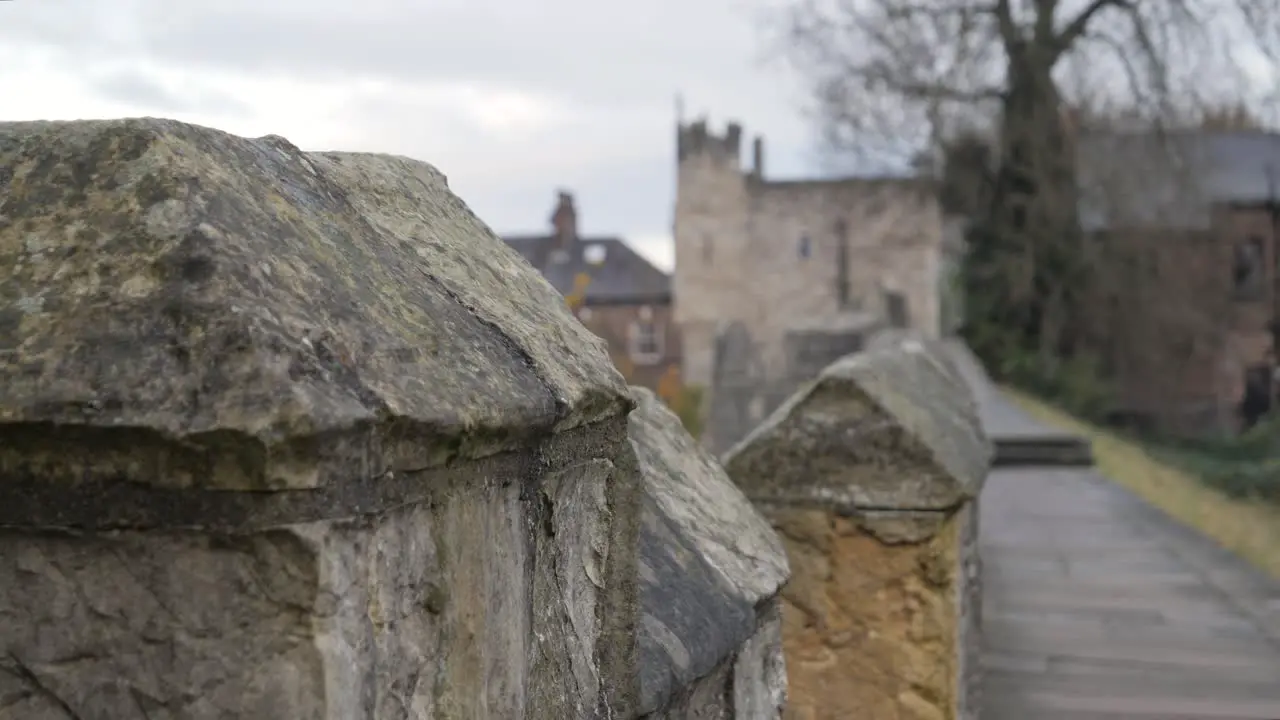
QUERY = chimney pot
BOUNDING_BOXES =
[551,190,578,248]
[752,136,765,178]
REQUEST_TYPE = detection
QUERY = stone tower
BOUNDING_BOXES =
[672,116,948,396]
[672,119,754,389]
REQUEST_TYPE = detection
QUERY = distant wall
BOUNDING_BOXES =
[704,319,879,454]
[940,216,968,336]
[724,333,992,720]
[0,118,788,720]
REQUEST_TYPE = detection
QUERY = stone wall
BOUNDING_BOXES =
[705,321,769,454]
[723,334,991,720]
[0,118,788,720]
[628,388,789,718]
[940,217,968,337]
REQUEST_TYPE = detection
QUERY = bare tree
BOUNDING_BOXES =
[775,0,1273,163]
[771,0,1279,378]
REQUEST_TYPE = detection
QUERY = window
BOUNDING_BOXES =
[583,243,607,265]
[1233,236,1265,298]
[798,235,811,259]
[1011,205,1027,230]
[628,307,663,365]
[885,291,910,329]
[1241,364,1273,429]
[834,220,851,307]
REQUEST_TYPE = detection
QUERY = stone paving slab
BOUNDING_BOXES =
[981,465,1280,719]
[985,606,1262,636]
[986,624,1280,668]
[986,690,1280,719]
[985,615,1277,648]
[985,706,1240,720]
[985,662,1280,699]
[985,648,1280,684]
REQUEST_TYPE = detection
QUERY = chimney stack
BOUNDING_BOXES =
[725,122,743,162]
[752,136,765,179]
[550,190,578,248]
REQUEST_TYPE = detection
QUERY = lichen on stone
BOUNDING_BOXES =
[0,118,631,494]
[722,335,992,513]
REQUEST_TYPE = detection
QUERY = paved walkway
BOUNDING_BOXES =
[944,344,1280,719]
[981,467,1280,719]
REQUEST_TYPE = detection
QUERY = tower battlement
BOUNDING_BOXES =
[677,118,743,166]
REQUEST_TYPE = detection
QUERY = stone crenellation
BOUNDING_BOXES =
[676,119,743,167]
[0,117,989,720]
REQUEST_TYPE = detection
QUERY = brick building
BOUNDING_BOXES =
[1075,130,1280,436]
[503,191,682,393]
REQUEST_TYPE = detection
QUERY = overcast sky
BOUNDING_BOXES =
[0,0,823,271]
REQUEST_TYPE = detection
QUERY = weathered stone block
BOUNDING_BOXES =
[724,334,987,513]
[723,336,990,720]
[627,387,789,719]
[0,119,639,719]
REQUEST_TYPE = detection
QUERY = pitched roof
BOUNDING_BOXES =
[1077,130,1280,231]
[502,234,671,305]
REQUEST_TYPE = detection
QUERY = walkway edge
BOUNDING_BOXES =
[1112,476,1280,647]
[942,341,1094,468]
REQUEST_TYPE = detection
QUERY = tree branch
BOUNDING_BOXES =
[1053,0,1130,57]
[893,81,1005,102]
[1033,0,1059,44]
[992,0,1020,45]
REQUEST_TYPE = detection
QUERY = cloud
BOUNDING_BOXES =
[87,66,255,118]
[628,233,676,272]
[0,0,794,112]
[0,0,819,276]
